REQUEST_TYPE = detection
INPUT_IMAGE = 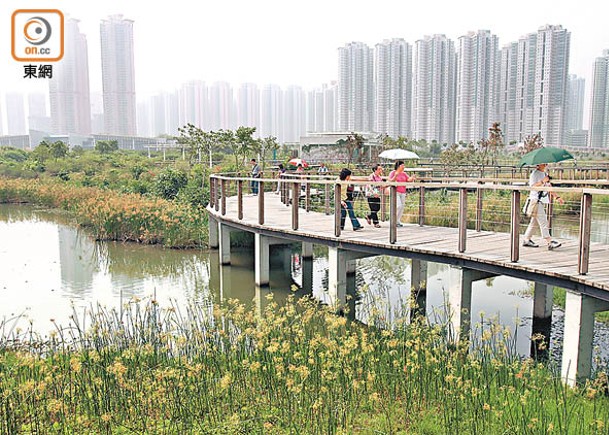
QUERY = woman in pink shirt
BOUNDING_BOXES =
[388,160,415,227]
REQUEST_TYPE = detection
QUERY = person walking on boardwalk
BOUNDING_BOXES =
[250,159,261,195]
[365,164,383,228]
[522,163,564,250]
[388,161,415,227]
[275,163,286,194]
[338,168,364,232]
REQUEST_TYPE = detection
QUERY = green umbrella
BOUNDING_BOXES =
[518,146,574,167]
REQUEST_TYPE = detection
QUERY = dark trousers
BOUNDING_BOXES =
[340,200,361,229]
[367,197,380,224]
[251,179,259,195]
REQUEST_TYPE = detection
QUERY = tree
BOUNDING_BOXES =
[95,140,119,154]
[50,140,68,160]
[177,123,216,167]
[258,136,279,170]
[338,133,365,166]
[476,122,504,166]
[235,126,258,166]
[523,133,544,154]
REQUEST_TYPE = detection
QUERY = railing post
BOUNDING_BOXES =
[511,190,520,262]
[578,193,592,275]
[221,179,227,216]
[475,185,483,232]
[334,183,341,237]
[281,174,288,205]
[237,180,243,220]
[305,176,311,212]
[214,178,220,212]
[547,195,554,236]
[258,181,265,225]
[418,186,425,226]
[380,187,387,221]
[292,182,299,230]
[458,188,467,253]
[210,177,215,208]
[389,185,397,244]
[325,182,331,215]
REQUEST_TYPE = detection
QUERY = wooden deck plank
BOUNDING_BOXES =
[209,194,609,292]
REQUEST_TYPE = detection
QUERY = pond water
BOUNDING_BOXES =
[1,204,608,369]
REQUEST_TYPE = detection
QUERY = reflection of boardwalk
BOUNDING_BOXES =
[211,192,609,295]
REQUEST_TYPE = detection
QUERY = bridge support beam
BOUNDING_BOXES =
[328,248,376,310]
[302,256,313,293]
[302,242,313,259]
[531,282,554,361]
[411,259,428,319]
[255,234,292,287]
[209,216,219,249]
[448,267,497,343]
[219,223,232,265]
[561,292,609,387]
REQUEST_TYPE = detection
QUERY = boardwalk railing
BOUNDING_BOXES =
[209,173,609,276]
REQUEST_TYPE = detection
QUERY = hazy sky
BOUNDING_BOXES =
[1,0,608,99]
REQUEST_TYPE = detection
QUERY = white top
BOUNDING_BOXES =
[528,169,550,204]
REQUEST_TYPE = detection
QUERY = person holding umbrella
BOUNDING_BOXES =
[519,146,572,250]
[522,163,564,250]
[388,161,415,227]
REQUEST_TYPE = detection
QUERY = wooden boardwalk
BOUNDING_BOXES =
[208,192,609,298]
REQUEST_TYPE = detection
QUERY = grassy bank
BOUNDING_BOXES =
[1,297,608,434]
[0,178,208,248]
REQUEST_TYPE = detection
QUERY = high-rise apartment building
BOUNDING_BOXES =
[283,85,306,142]
[208,81,235,131]
[178,81,207,129]
[100,15,136,135]
[566,74,585,131]
[455,30,499,144]
[338,42,374,132]
[589,50,609,148]
[412,35,456,145]
[374,38,412,138]
[498,26,570,146]
[237,83,260,130]
[5,93,27,135]
[28,93,51,132]
[533,25,570,146]
[49,18,91,135]
[260,84,283,142]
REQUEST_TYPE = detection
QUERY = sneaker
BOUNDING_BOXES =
[354,226,364,231]
[366,215,372,225]
[522,239,539,248]
[548,240,562,250]
[397,223,404,227]
[374,223,381,228]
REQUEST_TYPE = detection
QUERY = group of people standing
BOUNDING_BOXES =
[252,159,562,250]
[338,161,415,232]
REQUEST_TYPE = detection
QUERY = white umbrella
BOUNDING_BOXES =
[378,149,420,160]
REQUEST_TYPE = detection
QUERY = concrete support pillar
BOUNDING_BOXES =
[255,285,272,318]
[302,242,313,259]
[255,233,270,287]
[531,282,554,361]
[346,260,357,274]
[208,216,219,249]
[301,257,313,293]
[208,251,221,304]
[219,264,233,301]
[328,247,348,310]
[328,248,375,311]
[411,259,428,319]
[448,267,496,343]
[561,292,609,387]
[218,224,231,265]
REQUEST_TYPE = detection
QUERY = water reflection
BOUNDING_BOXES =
[1,204,608,369]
